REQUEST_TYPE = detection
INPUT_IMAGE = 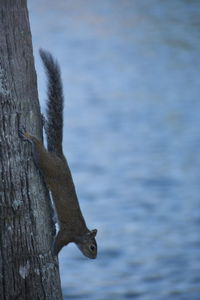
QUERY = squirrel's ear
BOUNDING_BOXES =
[91,229,97,237]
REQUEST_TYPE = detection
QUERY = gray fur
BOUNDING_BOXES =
[39,49,64,157]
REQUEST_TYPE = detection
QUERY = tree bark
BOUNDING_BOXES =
[0,1,63,299]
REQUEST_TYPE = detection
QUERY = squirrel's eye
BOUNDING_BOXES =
[90,244,96,252]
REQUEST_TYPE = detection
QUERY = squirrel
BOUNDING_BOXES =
[19,49,97,259]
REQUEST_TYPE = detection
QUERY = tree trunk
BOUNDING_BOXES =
[0,1,63,299]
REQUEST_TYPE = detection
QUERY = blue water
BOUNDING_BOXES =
[29,1,200,299]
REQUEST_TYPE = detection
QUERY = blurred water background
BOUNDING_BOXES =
[28,1,200,299]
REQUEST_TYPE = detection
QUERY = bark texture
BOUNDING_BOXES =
[0,1,63,299]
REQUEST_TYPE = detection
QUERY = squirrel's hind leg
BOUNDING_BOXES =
[18,126,61,182]
[18,127,34,143]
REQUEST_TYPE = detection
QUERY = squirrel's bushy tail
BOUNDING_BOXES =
[40,49,64,156]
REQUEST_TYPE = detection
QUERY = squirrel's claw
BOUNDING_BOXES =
[18,127,29,141]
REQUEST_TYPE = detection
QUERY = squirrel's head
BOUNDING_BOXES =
[75,229,97,259]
